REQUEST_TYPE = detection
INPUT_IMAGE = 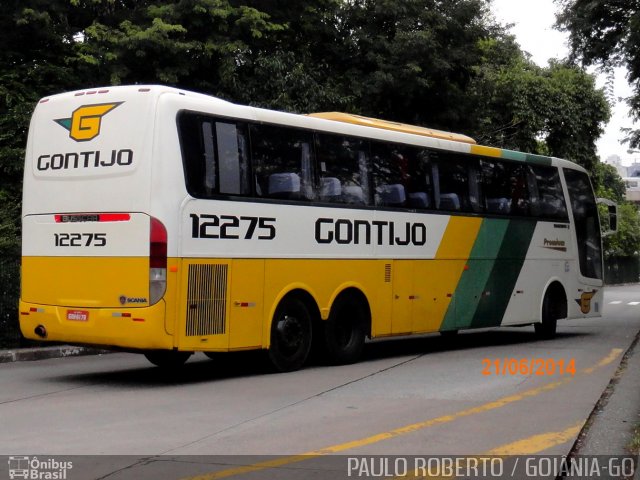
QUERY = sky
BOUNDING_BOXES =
[491,0,639,166]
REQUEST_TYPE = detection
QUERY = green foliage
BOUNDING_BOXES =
[469,49,610,171]
[337,0,497,129]
[557,0,640,149]
[603,203,640,258]
[592,162,640,258]
[74,0,286,93]
[594,162,627,202]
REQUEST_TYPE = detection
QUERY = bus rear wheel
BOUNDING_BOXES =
[144,350,192,368]
[268,297,312,372]
[323,295,367,365]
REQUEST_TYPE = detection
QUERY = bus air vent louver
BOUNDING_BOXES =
[186,264,227,336]
[384,264,392,283]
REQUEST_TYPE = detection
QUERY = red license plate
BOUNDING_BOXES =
[66,310,89,321]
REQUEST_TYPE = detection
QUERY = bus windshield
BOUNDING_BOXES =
[564,168,603,280]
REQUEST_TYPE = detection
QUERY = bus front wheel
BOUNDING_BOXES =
[268,297,313,372]
[535,285,566,339]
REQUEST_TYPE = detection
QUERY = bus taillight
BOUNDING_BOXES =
[149,216,167,305]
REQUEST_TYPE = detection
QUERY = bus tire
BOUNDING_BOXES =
[323,294,367,365]
[268,296,313,372]
[440,329,459,338]
[144,350,192,368]
[535,284,566,339]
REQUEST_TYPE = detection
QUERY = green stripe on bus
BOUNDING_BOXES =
[470,219,537,328]
[440,218,509,331]
[500,150,527,162]
[525,153,553,166]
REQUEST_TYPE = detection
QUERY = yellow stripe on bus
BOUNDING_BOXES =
[470,145,502,158]
[428,216,483,330]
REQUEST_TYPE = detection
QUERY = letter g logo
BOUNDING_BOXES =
[55,102,123,142]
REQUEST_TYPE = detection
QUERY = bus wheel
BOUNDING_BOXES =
[268,297,312,372]
[144,350,192,368]
[440,329,459,338]
[324,295,367,365]
[535,285,565,339]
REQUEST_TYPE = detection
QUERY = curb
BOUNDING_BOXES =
[0,345,110,364]
[565,327,640,467]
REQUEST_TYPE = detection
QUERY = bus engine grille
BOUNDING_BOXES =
[186,264,227,336]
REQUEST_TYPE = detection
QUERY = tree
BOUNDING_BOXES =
[603,203,640,258]
[74,0,286,94]
[592,162,640,259]
[593,162,626,202]
[556,0,640,148]
[469,47,610,171]
[337,0,497,130]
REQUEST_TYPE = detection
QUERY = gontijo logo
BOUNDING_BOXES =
[54,102,122,142]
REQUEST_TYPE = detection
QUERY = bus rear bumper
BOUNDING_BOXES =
[18,300,174,351]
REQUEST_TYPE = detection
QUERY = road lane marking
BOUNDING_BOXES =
[484,421,584,455]
[398,421,585,479]
[582,348,623,374]
[628,302,640,306]
[184,349,622,480]
[609,301,622,304]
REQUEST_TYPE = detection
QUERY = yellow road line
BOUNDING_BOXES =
[583,348,623,374]
[485,421,584,456]
[184,348,621,480]
[400,421,586,479]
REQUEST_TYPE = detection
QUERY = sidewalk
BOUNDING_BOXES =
[0,344,108,363]
[566,330,640,480]
[574,331,640,454]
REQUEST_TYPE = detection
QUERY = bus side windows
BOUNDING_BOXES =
[510,164,531,216]
[531,165,568,219]
[316,133,371,206]
[435,154,473,213]
[481,160,512,215]
[372,143,406,207]
[216,122,250,196]
[178,114,250,198]
[250,124,316,201]
[372,143,436,209]
[479,159,532,217]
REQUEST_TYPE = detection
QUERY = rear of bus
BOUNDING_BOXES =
[19,86,172,350]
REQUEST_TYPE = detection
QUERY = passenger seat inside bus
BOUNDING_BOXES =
[320,177,342,202]
[268,173,301,199]
[408,192,429,209]
[439,193,460,211]
[343,185,365,205]
[378,184,406,207]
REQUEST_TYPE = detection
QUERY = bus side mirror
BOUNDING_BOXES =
[597,198,618,236]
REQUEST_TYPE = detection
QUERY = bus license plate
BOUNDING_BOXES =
[66,310,89,322]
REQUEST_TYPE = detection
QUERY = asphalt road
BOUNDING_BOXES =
[1,285,639,479]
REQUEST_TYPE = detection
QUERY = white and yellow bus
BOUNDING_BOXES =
[20,85,608,371]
